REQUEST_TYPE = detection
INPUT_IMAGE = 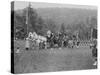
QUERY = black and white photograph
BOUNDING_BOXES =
[11,1,97,74]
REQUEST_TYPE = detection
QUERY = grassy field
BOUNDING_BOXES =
[14,40,97,74]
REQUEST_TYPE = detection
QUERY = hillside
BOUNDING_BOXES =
[36,7,97,26]
[16,7,97,26]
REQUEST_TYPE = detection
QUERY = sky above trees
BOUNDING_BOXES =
[14,1,97,10]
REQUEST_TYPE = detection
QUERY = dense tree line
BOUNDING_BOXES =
[12,6,97,40]
[12,6,57,39]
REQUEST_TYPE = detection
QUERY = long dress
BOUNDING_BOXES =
[25,38,30,49]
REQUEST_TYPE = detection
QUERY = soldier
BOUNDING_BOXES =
[47,30,51,38]
[63,34,69,47]
[92,39,97,66]
[46,30,52,48]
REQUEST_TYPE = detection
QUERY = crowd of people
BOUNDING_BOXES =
[24,30,81,50]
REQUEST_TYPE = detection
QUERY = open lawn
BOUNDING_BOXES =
[14,40,97,74]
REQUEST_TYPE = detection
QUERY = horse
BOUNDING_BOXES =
[28,32,47,49]
[38,35,47,49]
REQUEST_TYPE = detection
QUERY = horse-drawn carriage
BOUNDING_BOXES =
[25,31,79,50]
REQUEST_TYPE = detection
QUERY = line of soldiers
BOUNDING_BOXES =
[91,39,97,66]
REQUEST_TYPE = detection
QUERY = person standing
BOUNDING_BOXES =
[92,39,97,66]
[25,38,30,50]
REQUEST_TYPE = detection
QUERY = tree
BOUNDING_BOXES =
[14,4,46,38]
[13,11,27,39]
[45,18,57,33]
[60,23,66,33]
[26,5,38,33]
